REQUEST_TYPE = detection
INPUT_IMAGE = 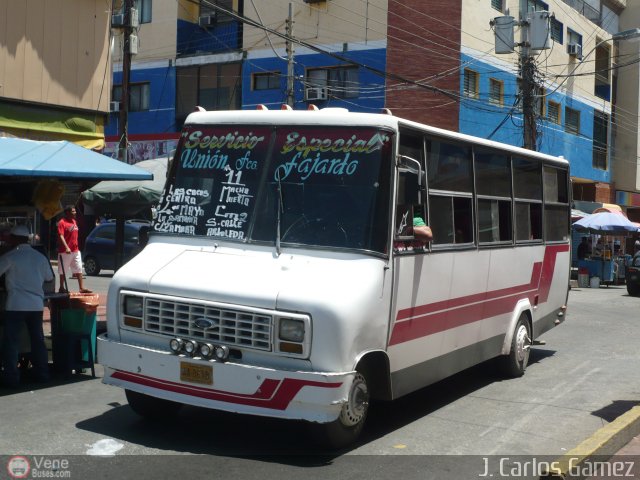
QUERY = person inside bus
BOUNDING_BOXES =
[412,216,433,243]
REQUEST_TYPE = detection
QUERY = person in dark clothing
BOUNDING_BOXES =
[577,237,589,260]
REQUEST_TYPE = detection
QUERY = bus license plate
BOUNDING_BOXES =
[180,362,213,385]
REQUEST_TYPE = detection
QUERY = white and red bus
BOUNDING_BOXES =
[98,107,571,447]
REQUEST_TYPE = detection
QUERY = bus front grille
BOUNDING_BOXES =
[144,298,273,351]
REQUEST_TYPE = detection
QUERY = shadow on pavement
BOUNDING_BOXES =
[592,400,640,423]
[75,349,555,461]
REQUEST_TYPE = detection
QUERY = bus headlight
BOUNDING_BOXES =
[123,295,143,317]
[279,318,305,342]
[199,343,214,358]
[169,338,184,353]
[184,340,198,356]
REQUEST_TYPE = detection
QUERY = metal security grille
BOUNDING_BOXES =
[145,298,272,351]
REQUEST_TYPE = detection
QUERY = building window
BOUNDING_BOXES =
[200,0,233,22]
[491,0,503,12]
[593,111,608,170]
[567,29,582,56]
[253,72,280,90]
[551,18,563,44]
[463,69,479,99]
[527,0,548,11]
[535,86,545,117]
[565,106,580,135]
[547,101,561,124]
[112,82,150,112]
[113,0,151,24]
[489,78,504,106]
[135,0,152,23]
[594,43,611,101]
[176,63,241,124]
[306,66,359,99]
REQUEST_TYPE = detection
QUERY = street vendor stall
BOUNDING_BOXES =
[0,138,151,380]
[573,211,640,287]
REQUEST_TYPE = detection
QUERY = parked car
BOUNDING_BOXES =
[626,254,640,297]
[83,220,150,276]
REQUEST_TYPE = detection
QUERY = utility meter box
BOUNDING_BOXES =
[494,16,515,54]
[530,11,551,50]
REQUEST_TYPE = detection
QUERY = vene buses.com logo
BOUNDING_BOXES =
[7,456,30,479]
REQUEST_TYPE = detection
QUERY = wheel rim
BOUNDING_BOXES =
[85,258,97,274]
[514,324,531,364]
[339,372,369,427]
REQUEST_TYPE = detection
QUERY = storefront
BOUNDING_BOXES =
[0,137,151,379]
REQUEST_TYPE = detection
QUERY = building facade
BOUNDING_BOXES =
[0,0,111,149]
[106,0,640,220]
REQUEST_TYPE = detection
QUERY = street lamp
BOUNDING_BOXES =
[610,28,640,42]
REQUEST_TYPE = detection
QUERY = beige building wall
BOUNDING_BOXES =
[242,0,388,53]
[615,5,640,192]
[0,0,111,112]
[462,0,613,108]
[112,0,177,64]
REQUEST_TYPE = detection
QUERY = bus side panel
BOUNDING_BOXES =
[387,249,491,396]
[387,244,569,399]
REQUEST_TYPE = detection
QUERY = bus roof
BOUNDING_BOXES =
[184,108,569,168]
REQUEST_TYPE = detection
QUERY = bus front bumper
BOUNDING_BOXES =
[97,334,352,423]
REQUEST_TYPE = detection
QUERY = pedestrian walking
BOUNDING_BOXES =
[57,205,91,293]
[0,225,54,387]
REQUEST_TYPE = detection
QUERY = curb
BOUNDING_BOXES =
[540,405,640,479]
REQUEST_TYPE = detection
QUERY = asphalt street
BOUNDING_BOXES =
[1,277,639,479]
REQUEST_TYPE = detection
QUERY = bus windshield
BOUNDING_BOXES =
[153,125,394,253]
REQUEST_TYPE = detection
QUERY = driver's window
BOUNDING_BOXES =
[395,130,427,250]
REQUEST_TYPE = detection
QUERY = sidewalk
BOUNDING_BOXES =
[540,407,640,478]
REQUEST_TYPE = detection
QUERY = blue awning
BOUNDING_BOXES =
[0,138,152,180]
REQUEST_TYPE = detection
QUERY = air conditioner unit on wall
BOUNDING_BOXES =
[111,13,125,28]
[110,101,120,112]
[305,87,328,101]
[199,14,216,27]
[567,43,582,58]
[111,10,138,28]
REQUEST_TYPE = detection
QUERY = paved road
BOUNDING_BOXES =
[1,283,639,479]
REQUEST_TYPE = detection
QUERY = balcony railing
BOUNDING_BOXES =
[561,0,600,24]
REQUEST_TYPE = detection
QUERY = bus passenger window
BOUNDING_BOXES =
[429,195,472,245]
[515,202,542,241]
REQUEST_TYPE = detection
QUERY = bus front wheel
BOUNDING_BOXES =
[311,371,370,449]
[500,315,531,378]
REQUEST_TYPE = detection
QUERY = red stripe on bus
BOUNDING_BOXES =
[389,244,568,346]
[112,370,342,410]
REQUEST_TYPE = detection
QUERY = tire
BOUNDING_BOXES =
[310,371,370,449]
[125,389,182,419]
[83,256,100,276]
[500,315,532,378]
[627,283,640,297]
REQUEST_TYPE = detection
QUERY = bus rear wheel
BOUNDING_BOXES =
[125,389,182,419]
[311,371,370,449]
[500,315,531,378]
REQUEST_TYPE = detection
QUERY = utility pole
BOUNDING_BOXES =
[519,0,536,150]
[285,3,295,107]
[115,0,134,271]
[118,0,134,164]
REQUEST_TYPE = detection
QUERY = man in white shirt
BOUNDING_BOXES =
[0,225,54,387]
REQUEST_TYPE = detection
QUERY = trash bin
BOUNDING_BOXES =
[578,267,589,288]
[49,292,99,372]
